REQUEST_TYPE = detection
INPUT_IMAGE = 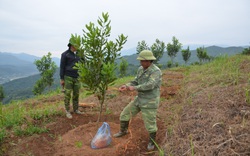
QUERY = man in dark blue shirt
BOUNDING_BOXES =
[60,40,84,119]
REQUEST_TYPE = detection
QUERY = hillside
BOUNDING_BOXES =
[2,69,60,104]
[0,46,245,104]
[1,54,250,155]
[0,52,38,84]
[0,52,60,84]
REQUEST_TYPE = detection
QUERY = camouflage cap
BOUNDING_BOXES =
[137,50,156,60]
[68,34,81,49]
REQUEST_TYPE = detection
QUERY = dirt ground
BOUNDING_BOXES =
[3,63,250,156]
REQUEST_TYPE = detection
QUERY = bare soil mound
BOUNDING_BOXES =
[6,114,166,156]
[53,117,165,156]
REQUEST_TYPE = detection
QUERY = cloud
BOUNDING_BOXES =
[0,0,249,57]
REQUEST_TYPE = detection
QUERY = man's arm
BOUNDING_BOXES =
[60,53,66,88]
[134,70,161,91]
[60,53,66,80]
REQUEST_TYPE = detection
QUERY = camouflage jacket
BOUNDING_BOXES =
[126,63,162,108]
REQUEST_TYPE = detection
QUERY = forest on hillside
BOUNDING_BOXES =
[1,46,247,104]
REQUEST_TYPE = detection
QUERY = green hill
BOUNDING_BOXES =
[0,52,38,84]
[118,46,245,65]
[0,52,60,84]
[1,53,250,155]
[2,69,60,104]
[1,46,245,104]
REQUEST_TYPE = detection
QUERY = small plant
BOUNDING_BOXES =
[189,135,195,156]
[105,108,112,115]
[207,93,213,101]
[187,97,193,105]
[58,135,62,142]
[245,88,250,104]
[75,141,83,148]
[198,108,202,114]
[241,114,246,128]
[167,126,173,137]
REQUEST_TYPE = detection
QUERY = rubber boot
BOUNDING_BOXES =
[147,132,156,151]
[113,121,129,137]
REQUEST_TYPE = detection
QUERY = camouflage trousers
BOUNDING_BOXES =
[120,100,158,133]
[64,76,80,112]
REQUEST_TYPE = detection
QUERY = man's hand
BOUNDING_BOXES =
[60,80,65,93]
[119,85,127,92]
[60,80,65,87]
[127,86,135,91]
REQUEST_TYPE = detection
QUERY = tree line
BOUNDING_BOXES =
[136,37,214,67]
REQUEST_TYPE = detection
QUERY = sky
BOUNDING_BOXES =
[0,0,249,58]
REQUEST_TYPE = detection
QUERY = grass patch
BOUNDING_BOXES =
[13,124,48,136]
[181,55,250,100]
[1,102,26,128]
[0,90,65,146]
[0,128,6,143]
[29,103,63,120]
[188,55,246,87]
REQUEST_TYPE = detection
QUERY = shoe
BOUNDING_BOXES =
[66,111,72,119]
[147,141,155,151]
[75,110,84,114]
[113,131,128,137]
[147,132,156,151]
[113,121,129,138]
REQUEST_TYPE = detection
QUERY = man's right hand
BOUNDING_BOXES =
[119,85,127,92]
[60,80,65,87]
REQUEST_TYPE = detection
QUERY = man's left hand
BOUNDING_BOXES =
[128,86,135,91]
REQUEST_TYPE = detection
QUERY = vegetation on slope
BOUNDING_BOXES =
[0,54,250,155]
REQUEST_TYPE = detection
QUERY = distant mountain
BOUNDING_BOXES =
[7,52,60,66]
[117,46,245,66]
[0,52,60,84]
[2,69,60,104]
[0,52,32,65]
[0,52,38,84]
[9,52,40,63]
[120,47,137,56]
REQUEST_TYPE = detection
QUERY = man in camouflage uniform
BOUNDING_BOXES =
[60,39,84,119]
[113,50,162,151]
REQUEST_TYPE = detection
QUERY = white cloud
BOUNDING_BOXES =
[0,0,249,57]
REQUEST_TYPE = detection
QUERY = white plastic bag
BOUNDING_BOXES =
[91,122,112,149]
